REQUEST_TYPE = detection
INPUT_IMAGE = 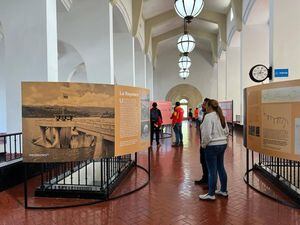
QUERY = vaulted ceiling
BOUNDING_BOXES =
[142,0,232,63]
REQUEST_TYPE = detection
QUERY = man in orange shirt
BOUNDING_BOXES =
[171,102,184,147]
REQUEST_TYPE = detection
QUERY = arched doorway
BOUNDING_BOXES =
[166,84,203,110]
[179,98,189,118]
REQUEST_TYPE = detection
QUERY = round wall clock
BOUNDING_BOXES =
[249,64,272,82]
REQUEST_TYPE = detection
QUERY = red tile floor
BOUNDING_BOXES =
[0,122,300,225]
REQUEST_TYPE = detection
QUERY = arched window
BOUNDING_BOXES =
[180,98,188,104]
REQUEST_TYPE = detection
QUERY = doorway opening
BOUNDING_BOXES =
[179,98,188,118]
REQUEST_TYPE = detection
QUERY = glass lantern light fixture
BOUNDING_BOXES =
[178,55,191,69]
[179,69,190,79]
[174,0,204,23]
[177,32,195,54]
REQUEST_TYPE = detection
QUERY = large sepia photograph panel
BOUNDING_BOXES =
[22,82,115,163]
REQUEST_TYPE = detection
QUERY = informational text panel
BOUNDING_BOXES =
[244,80,300,161]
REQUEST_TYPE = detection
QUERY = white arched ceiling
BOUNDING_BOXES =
[143,0,231,64]
[57,40,87,82]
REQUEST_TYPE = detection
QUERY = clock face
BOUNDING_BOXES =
[249,64,269,82]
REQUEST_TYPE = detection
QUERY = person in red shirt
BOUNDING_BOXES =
[171,102,184,147]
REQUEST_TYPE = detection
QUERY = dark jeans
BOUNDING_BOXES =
[151,123,160,145]
[173,123,183,144]
[200,147,208,181]
[205,144,227,196]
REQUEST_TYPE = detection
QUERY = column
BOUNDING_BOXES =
[134,38,146,88]
[226,46,241,121]
[146,56,154,100]
[270,0,300,81]
[217,52,227,101]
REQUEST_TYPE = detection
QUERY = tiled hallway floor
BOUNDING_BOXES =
[0,123,300,225]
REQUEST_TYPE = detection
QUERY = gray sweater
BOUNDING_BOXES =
[200,111,229,148]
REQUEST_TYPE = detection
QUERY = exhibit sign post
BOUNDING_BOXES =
[22,82,150,163]
[244,79,300,161]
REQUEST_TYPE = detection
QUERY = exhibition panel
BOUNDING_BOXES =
[151,101,172,125]
[244,80,300,208]
[219,100,233,124]
[244,80,300,161]
[22,82,150,163]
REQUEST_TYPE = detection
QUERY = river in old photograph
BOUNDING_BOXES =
[22,82,115,163]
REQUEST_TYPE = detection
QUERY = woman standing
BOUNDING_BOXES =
[199,99,229,200]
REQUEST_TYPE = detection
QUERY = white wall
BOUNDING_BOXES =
[0,0,56,132]
[0,32,6,132]
[270,0,300,81]
[57,0,113,84]
[226,46,241,119]
[58,41,85,82]
[153,48,217,101]
[114,34,134,85]
[240,24,269,123]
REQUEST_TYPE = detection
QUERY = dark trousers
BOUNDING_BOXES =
[151,123,160,145]
[173,123,183,144]
[205,144,228,196]
[200,147,208,181]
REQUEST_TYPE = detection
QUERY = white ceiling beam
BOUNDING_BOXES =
[231,0,243,31]
[132,0,143,36]
[145,10,178,54]
[195,10,227,50]
[146,9,227,54]
[151,27,218,65]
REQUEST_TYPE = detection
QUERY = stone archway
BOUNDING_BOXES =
[166,84,203,109]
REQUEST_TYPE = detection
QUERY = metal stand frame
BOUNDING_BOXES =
[244,148,300,209]
[23,148,151,210]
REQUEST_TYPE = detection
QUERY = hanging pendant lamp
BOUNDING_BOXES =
[177,32,195,54]
[179,69,190,79]
[174,0,204,22]
[178,55,191,69]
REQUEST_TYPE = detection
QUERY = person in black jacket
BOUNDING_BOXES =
[195,98,210,185]
[150,102,162,147]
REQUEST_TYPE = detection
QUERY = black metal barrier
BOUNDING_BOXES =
[24,147,151,209]
[0,132,22,162]
[244,148,300,208]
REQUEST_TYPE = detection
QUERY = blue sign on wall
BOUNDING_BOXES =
[274,68,289,78]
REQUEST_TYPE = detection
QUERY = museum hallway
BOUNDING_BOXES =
[0,122,299,225]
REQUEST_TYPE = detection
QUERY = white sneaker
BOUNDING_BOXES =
[199,193,216,200]
[215,190,228,197]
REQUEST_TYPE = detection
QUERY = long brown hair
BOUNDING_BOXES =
[207,99,226,129]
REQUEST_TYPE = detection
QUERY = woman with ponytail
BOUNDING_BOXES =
[199,99,229,201]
